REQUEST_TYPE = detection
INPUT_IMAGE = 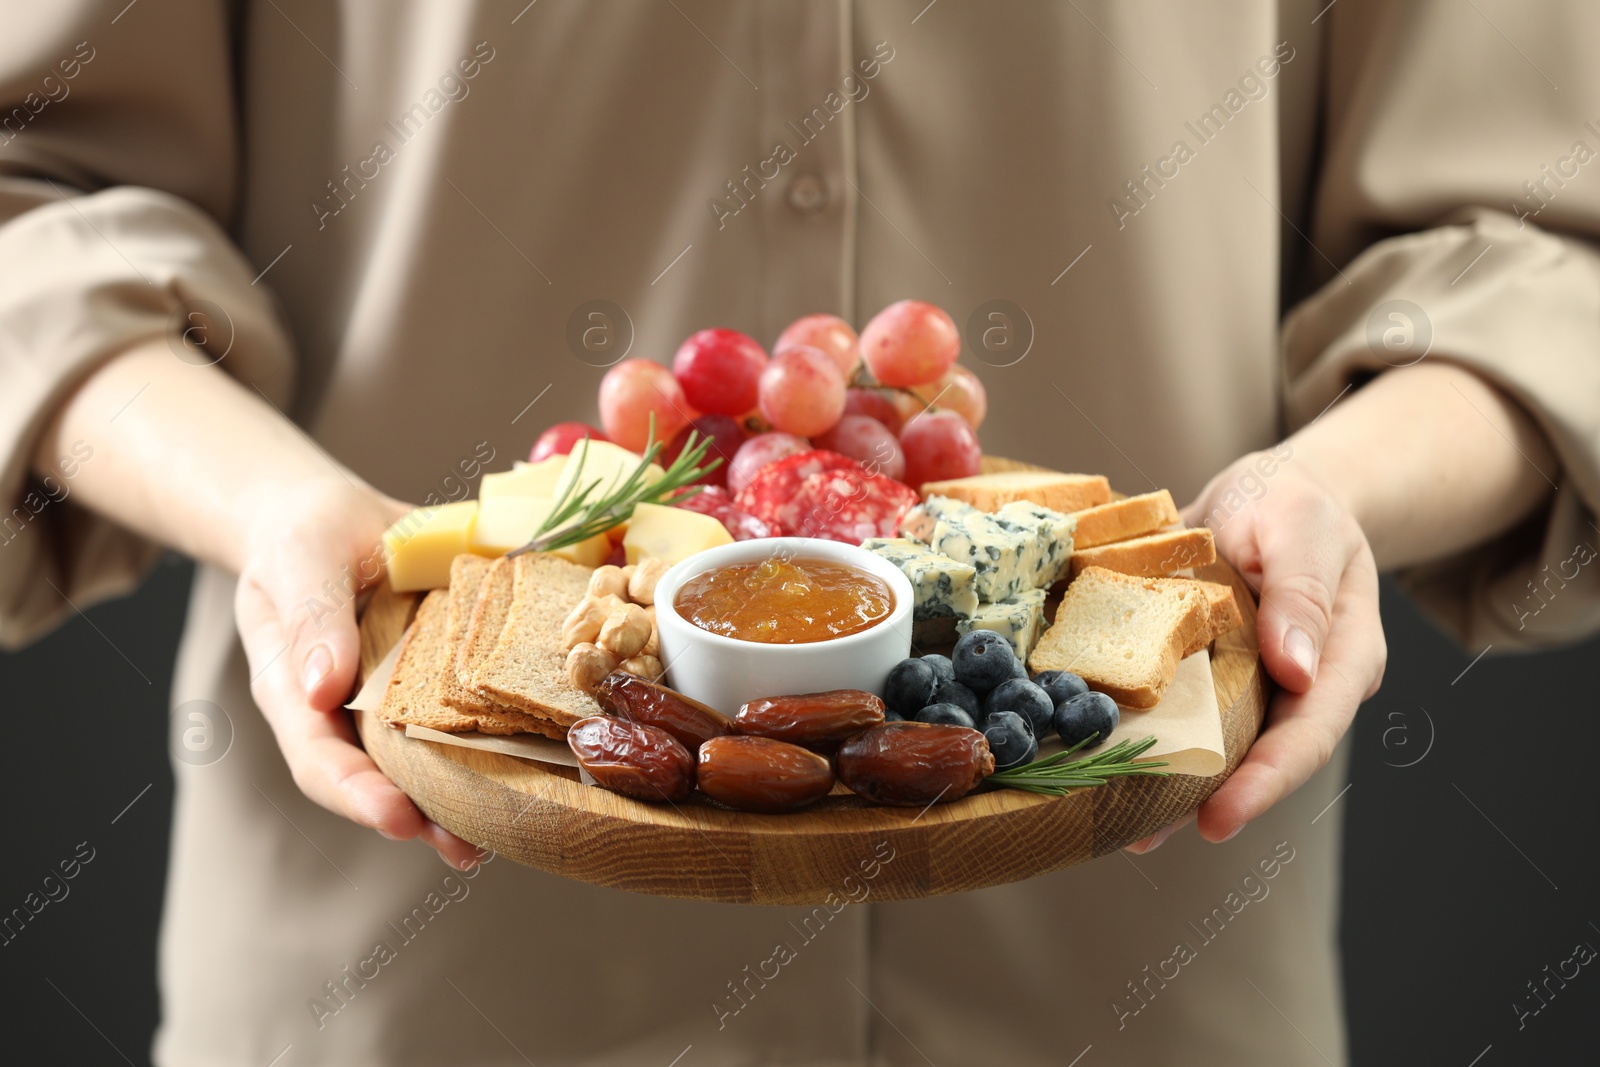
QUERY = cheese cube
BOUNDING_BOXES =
[549,534,612,568]
[860,538,979,621]
[927,512,1035,602]
[469,496,610,566]
[623,502,732,565]
[480,456,568,500]
[997,501,1077,587]
[957,588,1048,660]
[551,440,665,506]
[383,501,478,591]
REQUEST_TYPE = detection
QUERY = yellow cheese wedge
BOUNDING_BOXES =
[552,440,664,505]
[470,496,610,567]
[480,456,568,501]
[383,501,478,592]
[623,502,733,565]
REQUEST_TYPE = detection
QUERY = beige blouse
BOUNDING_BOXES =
[2,3,1596,1065]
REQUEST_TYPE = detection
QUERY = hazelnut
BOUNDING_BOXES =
[619,654,663,680]
[587,564,629,601]
[597,603,651,659]
[565,642,618,693]
[560,595,609,651]
[628,557,669,605]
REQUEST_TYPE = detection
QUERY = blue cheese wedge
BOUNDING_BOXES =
[997,500,1077,587]
[958,588,1048,660]
[927,511,1036,602]
[899,494,980,544]
[860,538,980,621]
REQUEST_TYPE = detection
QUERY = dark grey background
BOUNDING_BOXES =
[1,559,1594,1063]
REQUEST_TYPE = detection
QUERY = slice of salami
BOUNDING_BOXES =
[672,485,775,540]
[785,466,920,542]
[673,485,733,514]
[733,449,861,533]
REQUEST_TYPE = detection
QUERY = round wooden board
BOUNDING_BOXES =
[354,464,1266,905]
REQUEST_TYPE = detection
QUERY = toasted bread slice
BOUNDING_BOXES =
[920,470,1110,513]
[380,590,480,732]
[471,553,603,727]
[1069,490,1180,550]
[1068,526,1215,579]
[1181,579,1243,657]
[455,555,514,691]
[1029,567,1210,708]
[437,554,497,711]
[433,555,564,736]
[379,587,569,738]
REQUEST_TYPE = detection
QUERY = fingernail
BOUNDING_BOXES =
[377,827,404,841]
[302,644,333,694]
[1220,822,1247,843]
[1283,626,1318,682]
[1143,825,1177,853]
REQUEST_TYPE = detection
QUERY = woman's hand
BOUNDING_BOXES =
[33,342,491,869]
[1127,450,1386,852]
[234,477,484,869]
[1124,363,1559,853]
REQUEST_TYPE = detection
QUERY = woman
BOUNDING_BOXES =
[3,2,1594,1064]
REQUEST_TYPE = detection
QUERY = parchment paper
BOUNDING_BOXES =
[1067,649,1224,777]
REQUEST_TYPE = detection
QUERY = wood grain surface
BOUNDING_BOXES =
[353,460,1266,905]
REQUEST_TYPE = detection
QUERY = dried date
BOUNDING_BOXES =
[594,671,734,750]
[697,736,835,813]
[836,721,993,807]
[567,715,694,803]
[735,689,886,752]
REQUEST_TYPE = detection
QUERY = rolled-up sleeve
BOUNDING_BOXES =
[1280,0,1600,649]
[0,3,294,648]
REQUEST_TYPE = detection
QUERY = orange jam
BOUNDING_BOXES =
[675,557,895,644]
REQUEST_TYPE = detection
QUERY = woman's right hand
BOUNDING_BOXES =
[233,477,484,869]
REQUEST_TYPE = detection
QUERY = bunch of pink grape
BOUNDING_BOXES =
[532,301,987,493]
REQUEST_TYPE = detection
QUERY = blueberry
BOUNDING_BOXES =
[921,654,956,687]
[916,702,977,729]
[1055,691,1120,749]
[1032,669,1089,707]
[884,658,938,718]
[1009,655,1030,680]
[982,710,1037,771]
[883,708,905,722]
[983,679,1054,739]
[931,678,981,720]
[953,630,1015,694]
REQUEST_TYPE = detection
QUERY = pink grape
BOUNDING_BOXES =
[598,358,690,452]
[775,313,859,378]
[842,387,904,434]
[899,409,982,488]
[911,364,988,429]
[671,328,768,416]
[859,300,960,387]
[530,422,608,462]
[727,432,810,494]
[888,389,926,430]
[659,415,746,489]
[813,415,906,482]
[757,345,847,437]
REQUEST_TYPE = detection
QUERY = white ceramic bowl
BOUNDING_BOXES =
[654,537,914,717]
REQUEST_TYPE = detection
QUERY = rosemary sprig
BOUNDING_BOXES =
[985,734,1169,795]
[508,415,722,556]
